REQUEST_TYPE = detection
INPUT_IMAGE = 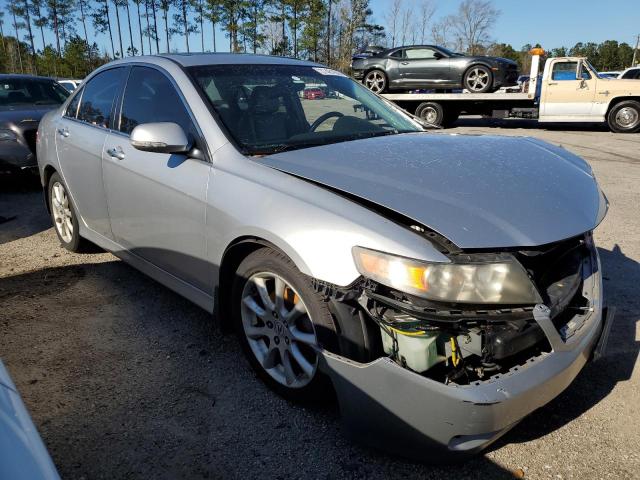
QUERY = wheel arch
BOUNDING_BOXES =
[216,235,310,332]
[42,164,58,213]
[605,96,640,116]
[462,61,494,78]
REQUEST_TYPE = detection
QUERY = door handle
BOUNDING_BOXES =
[57,128,69,137]
[548,82,558,85]
[401,61,409,65]
[106,147,126,160]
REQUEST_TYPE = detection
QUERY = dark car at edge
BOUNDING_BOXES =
[351,44,519,94]
[0,75,69,172]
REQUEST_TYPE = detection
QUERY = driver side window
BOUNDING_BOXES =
[552,62,578,81]
[119,66,195,138]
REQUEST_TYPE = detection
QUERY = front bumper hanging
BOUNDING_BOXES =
[318,247,614,461]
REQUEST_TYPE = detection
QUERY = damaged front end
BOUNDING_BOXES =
[313,232,613,461]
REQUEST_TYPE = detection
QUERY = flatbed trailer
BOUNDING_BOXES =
[379,51,640,133]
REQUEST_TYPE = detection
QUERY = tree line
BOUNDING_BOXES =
[0,0,636,79]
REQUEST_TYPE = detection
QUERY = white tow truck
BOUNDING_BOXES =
[380,48,640,133]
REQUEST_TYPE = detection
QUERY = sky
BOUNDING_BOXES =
[369,0,640,51]
[2,0,639,57]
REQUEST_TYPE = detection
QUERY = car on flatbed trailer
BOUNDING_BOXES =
[381,49,640,133]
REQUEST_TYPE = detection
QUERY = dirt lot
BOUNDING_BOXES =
[1,119,639,479]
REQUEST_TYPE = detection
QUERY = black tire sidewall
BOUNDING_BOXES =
[464,65,493,93]
[231,248,338,400]
[48,172,82,252]
[608,101,640,133]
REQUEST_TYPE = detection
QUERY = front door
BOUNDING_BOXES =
[102,66,211,292]
[542,60,597,117]
[398,47,451,87]
[55,67,127,238]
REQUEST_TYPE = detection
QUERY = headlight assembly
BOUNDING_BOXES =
[352,246,541,304]
[0,129,18,142]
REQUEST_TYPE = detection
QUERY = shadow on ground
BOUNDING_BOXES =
[1,241,638,478]
[0,173,49,244]
[451,117,610,132]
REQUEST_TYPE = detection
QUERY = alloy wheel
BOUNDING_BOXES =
[466,68,490,92]
[364,71,386,93]
[240,272,319,389]
[51,181,73,244]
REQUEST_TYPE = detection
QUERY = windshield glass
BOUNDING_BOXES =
[188,64,421,155]
[438,46,463,57]
[0,78,69,107]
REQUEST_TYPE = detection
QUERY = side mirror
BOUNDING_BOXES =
[130,122,190,154]
[433,52,444,60]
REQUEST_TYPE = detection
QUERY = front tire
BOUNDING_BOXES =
[232,248,338,400]
[463,65,493,93]
[607,100,640,133]
[363,69,388,93]
[48,172,88,252]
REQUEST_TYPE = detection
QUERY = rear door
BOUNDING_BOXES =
[541,60,597,117]
[55,67,126,238]
[102,65,211,292]
[398,48,450,86]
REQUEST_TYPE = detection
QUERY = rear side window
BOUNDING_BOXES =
[119,66,194,136]
[77,68,125,128]
[405,48,436,59]
[551,62,578,81]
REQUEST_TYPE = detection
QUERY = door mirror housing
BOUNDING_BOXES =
[130,122,190,154]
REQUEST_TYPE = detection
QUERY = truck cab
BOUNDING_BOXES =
[539,57,640,132]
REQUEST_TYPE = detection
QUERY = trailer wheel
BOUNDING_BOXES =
[415,102,458,128]
[463,65,493,93]
[415,102,444,126]
[607,100,640,133]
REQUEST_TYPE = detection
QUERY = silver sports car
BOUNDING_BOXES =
[36,53,612,461]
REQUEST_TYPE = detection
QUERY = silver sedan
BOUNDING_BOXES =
[36,53,612,461]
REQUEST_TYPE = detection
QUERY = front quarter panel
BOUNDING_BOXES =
[207,144,449,287]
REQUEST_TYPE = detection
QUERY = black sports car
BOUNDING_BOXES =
[351,45,519,94]
[0,75,69,172]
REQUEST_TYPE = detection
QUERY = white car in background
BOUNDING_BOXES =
[618,67,640,79]
[56,79,82,92]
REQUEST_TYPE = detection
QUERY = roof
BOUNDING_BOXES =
[0,74,55,81]
[157,52,320,68]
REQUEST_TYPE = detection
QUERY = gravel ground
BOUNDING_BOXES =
[1,119,639,479]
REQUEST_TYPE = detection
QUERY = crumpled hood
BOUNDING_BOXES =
[259,133,606,249]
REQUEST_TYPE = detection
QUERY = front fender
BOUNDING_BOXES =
[207,144,448,287]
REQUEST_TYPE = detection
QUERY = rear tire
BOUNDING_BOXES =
[607,100,640,133]
[232,248,339,401]
[463,65,493,93]
[48,172,89,252]
[415,101,444,126]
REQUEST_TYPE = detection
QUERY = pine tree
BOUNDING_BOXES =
[204,0,220,52]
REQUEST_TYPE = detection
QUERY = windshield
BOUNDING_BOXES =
[188,64,421,155]
[0,78,69,107]
[438,46,463,57]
